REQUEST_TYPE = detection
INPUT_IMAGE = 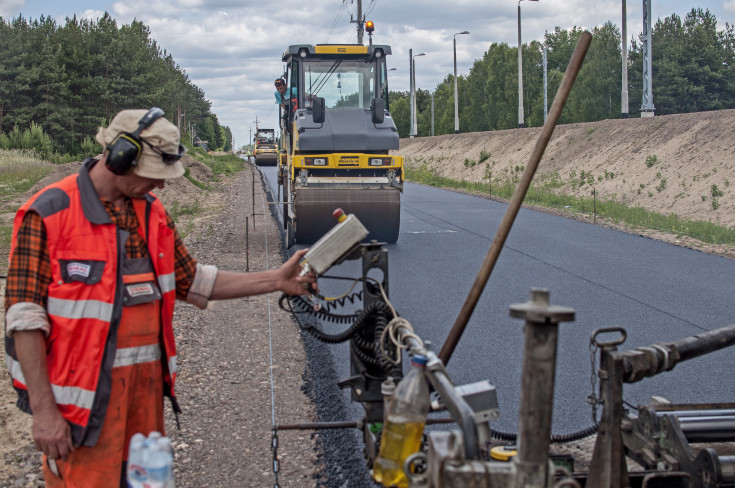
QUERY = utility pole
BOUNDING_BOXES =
[409,49,414,138]
[517,1,524,128]
[621,0,629,118]
[350,0,365,45]
[641,0,655,117]
[543,45,548,123]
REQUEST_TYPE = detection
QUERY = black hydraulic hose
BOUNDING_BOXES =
[320,291,363,313]
[350,340,381,367]
[279,295,394,346]
[490,423,598,444]
[372,322,402,376]
[280,294,358,324]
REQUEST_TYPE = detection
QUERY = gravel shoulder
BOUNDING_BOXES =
[1,160,322,487]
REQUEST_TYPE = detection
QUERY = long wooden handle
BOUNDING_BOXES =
[439,31,592,365]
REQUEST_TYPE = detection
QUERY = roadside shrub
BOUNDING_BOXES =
[0,122,54,160]
[80,136,99,157]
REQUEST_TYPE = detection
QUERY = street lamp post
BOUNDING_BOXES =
[621,0,629,118]
[430,91,435,136]
[409,49,413,137]
[410,51,425,138]
[453,31,469,134]
[518,0,539,128]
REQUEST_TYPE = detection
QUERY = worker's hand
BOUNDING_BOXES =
[32,404,74,460]
[277,248,318,296]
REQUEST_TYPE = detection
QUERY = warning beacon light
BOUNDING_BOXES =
[366,20,375,47]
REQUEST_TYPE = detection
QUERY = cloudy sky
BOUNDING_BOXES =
[2,1,734,148]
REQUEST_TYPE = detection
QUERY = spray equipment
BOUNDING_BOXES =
[298,208,369,278]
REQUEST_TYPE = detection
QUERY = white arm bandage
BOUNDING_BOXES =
[5,302,51,337]
[186,263,218,309]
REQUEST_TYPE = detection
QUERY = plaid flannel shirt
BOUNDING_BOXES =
[5,197,197,312]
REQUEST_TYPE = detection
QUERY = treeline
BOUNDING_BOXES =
[389,8,735,138]
[0,13,232,157]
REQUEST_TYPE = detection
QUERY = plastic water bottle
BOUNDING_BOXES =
[373,354,430,488]
[127,431,175,488]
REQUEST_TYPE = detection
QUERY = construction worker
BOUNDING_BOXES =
[3,108,316,487]
[274,78,295,111]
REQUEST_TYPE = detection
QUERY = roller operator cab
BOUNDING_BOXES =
[277,42,403,246]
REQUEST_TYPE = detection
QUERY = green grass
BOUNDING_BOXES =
[0,150,55,248]
[0,150,54,198]
[183,167,211,190]
[168,198,202,223]
[405,164,735,245]
[0,225,13,246]
[186,147,244,180]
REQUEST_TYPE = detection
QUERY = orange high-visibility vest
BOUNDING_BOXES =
[5,159,179,446]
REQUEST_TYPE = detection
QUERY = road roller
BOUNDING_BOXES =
[276,27,403,246]
[254,128,277,166]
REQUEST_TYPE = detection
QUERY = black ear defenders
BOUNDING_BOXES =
[105,107,165,175]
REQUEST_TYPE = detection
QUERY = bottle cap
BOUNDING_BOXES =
[411,354,427,367]
[333,208,347,223]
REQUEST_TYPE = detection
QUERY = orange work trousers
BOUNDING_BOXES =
[43,301,164,487]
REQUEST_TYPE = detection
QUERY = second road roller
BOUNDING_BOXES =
[276,23,403,246]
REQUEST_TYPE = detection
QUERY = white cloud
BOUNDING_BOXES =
[79,9,105,21]
[1,0,25,19]
[725,0,735,14]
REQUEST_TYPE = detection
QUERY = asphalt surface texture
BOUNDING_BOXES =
[259,165,735,487]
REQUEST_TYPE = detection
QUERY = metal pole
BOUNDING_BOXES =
[454,36,459,134]
[452,31,469,134]
[438,31,592,366]
[246,217,250,272]
[409,49,414,138]
[621,0,629,117]
[641,0,655,116]
[356,0,363,45]
[543,45,548,123]
[517,2,525,128]
[511,289,575,487]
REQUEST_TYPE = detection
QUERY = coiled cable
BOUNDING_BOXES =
[490,423,598,444]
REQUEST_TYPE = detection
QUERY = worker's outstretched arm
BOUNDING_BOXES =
[210,248,316,299]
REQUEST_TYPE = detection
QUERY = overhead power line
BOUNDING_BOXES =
[325,0,348,44]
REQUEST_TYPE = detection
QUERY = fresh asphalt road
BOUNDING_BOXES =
[258,163,735,446]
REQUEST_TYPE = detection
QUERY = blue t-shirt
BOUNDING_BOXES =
[274,87,295,105]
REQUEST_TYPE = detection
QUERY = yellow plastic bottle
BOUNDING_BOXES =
[373,354,429,488]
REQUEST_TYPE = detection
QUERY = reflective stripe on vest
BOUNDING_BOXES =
[168,355,177,376]
[47,297,114,321]
[5,353,24,385]
[112,344,161,368]
[157,272,176,294]
[6,353,95,410]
